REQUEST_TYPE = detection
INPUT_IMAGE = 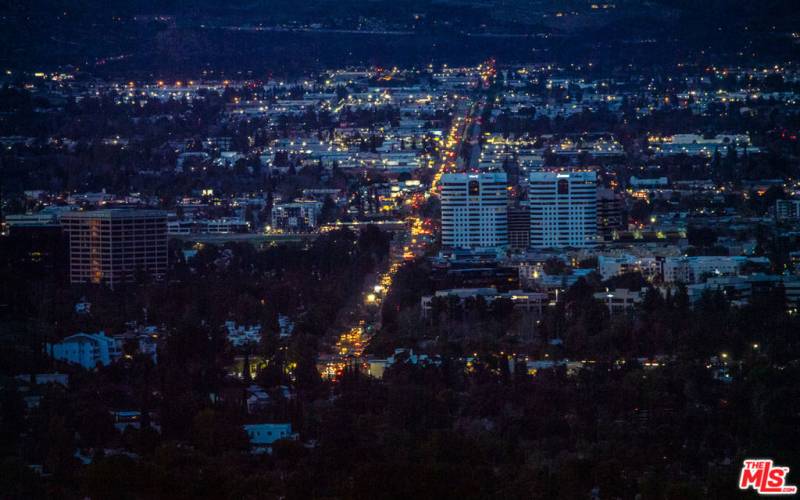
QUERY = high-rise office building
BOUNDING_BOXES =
[440,173,508,249]
[60,209,168,287]
[597,188,624,241]
[529,170,597,248]
[507,203,531,250]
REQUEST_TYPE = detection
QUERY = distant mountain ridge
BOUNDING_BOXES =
[1,0,797,75]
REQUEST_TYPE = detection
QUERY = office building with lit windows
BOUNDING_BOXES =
[60,210,168,288]
[440,173,508,249]
[270,200,323,233]
[529,170,597,248]
[507,203,531,250]
[597,188,624,241]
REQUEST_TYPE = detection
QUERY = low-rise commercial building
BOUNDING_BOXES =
[662,256,770,284]
[421,287,548,317]
[271,201,322,232]
[594,288,643,315]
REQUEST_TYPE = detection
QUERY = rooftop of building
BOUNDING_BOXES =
[60,209,168,219]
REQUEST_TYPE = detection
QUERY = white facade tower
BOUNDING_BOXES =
[529,170,597,248]
[440,172,508,249]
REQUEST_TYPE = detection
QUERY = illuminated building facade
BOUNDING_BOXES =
[60,210,168,288]
[440,173,508,249]
[597,188,624,241]
[529,170,597,248]
[507,204,531,250]
[270,200,322,232]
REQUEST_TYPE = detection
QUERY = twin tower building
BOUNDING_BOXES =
[440,171,599,250]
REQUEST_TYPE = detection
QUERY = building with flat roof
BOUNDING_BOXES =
[529,170,597,248]
[440,172,508,249]
[271,200,322,233]
[662,255,771,284]
[775,199,800,221]
[60,209,168,288]
[594,288,643,316]
[597,188,624,241]
[47,332,122,369]
[420,287,548,318]
[243,423,297,453]
[508,204,531,251]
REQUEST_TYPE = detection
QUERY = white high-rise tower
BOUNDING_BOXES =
[529,170,597,248]
[440,173,508,249]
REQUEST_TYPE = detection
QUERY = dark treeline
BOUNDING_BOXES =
[1,227,398,498]
[0,227,391,372]
[4,269,799,498]
[374,260,800,363]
